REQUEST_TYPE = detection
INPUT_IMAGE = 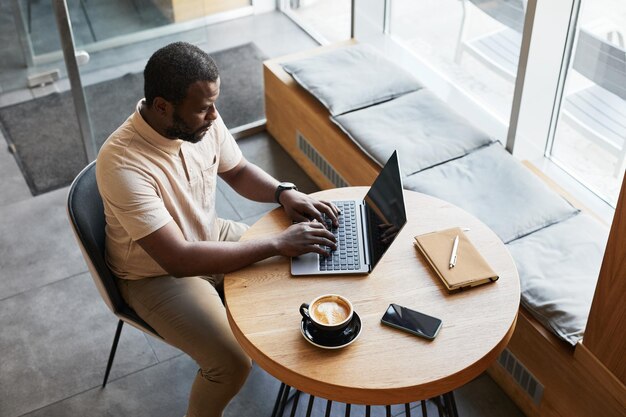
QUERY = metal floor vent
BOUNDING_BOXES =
[297,132,348,188]
[498,348,544,405]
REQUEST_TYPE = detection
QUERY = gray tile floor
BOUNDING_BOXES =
[0,10,524,417]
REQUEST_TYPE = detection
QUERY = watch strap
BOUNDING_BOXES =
[275,183,297,205]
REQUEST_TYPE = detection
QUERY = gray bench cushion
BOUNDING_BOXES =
[507,213,609,345]
[403,143,580,243]
[332,90,495,176]
[282,44,422,116]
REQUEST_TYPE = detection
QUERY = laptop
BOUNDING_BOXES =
[291,151,407,276]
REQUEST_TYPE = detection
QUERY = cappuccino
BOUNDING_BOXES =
[311,297,350,325]
[300,294,354,331]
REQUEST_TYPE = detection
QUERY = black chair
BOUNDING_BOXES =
[66,161,161,387]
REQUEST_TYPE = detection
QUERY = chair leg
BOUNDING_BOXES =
[102,319,124,388]
[454,0,469,63]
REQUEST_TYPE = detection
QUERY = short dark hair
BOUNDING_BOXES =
[144,42,219,107]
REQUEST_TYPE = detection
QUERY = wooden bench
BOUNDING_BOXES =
[263,44,626,417]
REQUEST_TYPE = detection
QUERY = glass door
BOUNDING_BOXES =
[52,0,252,160]
[2,0,252,93]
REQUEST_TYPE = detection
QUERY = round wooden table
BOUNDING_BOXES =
[224,188,520,405]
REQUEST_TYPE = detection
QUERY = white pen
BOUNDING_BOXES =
[449,235,459,269]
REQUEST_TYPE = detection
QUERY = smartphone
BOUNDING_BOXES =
[381,303,443,340]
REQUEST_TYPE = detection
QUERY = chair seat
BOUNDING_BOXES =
[562,84,626,154]
[463,27,521,80]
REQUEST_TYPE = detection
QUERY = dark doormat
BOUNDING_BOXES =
[0,42,267,196]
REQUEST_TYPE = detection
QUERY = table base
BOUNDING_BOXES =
[270,383,459,417]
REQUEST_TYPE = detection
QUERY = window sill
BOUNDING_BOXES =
[529,156,616,226]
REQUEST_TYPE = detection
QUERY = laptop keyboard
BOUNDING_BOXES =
[319,201,361,271]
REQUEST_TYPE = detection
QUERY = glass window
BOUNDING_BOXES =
[280,0,352,43]
[3,0,251,94]
[279,0,619,210]
[549,1,626,207]
[389,0,526,136]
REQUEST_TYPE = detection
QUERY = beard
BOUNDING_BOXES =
[165,109,211,143]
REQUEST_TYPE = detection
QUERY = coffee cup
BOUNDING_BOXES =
[300,294,354,332]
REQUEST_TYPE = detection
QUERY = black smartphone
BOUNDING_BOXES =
[381,303,443,340]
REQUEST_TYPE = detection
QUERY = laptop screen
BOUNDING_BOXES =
[363,151,407,270]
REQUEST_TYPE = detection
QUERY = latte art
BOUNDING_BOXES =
[312,299,350,325]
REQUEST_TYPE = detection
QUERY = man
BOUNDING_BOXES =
[96,42,339,417]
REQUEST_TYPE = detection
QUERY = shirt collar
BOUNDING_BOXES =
[131,99,183,155]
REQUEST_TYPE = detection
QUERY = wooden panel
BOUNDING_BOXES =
[574,342,626,404]
[583,174,626,384]
[489,308,626,417]
[487,359,543,417]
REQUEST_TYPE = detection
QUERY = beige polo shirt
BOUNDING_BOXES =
[96,100,243,280]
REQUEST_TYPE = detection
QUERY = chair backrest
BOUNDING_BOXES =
[573,28,626,100]
[468,0,525,33]
[67,161,159,337]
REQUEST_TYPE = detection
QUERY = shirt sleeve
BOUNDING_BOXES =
[97,163,173,241]
[215,115,243,173]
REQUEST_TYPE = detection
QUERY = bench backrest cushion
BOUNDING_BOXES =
[403,143,580,243]
[282,44,422,116]
[332,90,495,176]
[507,213,609,345]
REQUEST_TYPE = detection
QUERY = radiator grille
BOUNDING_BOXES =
[297,132,348,188]
[498,348,544,405]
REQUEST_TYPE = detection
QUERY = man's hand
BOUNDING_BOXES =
[275,221,337,257]
[279,190,340,227]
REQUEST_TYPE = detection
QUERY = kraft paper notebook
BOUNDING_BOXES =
[414,227,499,291]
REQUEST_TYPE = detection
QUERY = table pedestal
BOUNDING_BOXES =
[270,382,459,417]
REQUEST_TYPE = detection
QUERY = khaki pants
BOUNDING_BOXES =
[118,219,252,417]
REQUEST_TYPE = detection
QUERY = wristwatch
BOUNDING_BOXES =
[274,182,298,205]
